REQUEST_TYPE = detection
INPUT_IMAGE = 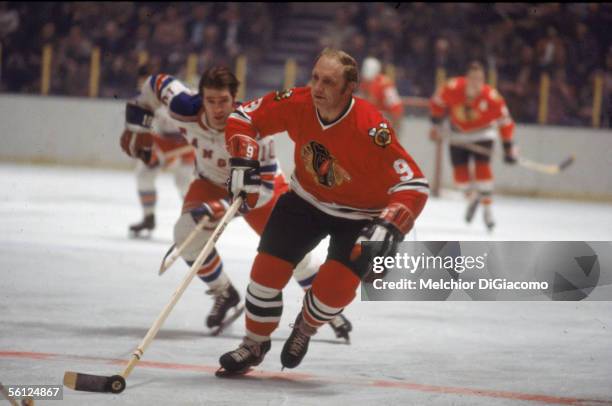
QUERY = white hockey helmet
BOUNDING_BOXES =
[361,57,382,81]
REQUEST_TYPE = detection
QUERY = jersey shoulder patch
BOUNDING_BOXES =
[368,122,392,148]
[273,86,311,103]
[355,98,394,148]
[273,88,294,101]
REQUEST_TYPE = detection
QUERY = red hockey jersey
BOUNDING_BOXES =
[226,87,428,221]
[430,77,515,141]
[360,74,404,121]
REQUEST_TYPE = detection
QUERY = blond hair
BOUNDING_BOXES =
[314,48,359,88]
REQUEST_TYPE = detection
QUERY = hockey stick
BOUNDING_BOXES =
[447,138,575,175]
[153,144,194,167]
[158,215,209,276]
[63,197,243,394]
[0,383,19,406]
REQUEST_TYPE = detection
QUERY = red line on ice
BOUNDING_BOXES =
[1,351,610,405]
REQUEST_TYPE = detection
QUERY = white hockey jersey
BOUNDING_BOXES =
[134,74,281,207]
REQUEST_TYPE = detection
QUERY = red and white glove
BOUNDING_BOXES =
[350,202,415,262]
[227,135,261,211]
[190,199,230,227]
[120,129,154,164]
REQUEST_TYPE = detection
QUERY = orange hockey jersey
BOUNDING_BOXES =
[360,74,404,121]
[430,77,514,141]
[226,87,428,221]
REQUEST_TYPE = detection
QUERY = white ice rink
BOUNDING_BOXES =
[1,163,611,405]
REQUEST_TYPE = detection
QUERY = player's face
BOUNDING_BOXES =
[310,56,353,114]
[466,70,485,98]
[202,87,234,130]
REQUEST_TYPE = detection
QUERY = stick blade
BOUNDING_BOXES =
[63,371,126,393]
[558,155,575,171]
[158,244,176,275]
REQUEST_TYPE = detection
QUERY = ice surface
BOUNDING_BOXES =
[1,163,611,405]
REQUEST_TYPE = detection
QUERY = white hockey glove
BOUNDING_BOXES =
[227,135,261,212]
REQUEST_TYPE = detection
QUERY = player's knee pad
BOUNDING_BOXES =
[474,161,493,181]
[136,161,158,191]
[311,260,360,308]
[251,252,294,290]
[173,212,213,262]
[452,164,470,185]
[474,162,493,194]
[292,253,319,290]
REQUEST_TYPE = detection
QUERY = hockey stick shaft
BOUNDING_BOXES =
[516,156,574,175]
[158,216,208,276]
[121,197,242,379]
[446,138,493,157]
[0,384,19,406]
[447,138,574,175]
[153,144,194,166]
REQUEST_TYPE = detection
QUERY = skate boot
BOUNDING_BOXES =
[206,283,241,330]
[129,214,155,237]
[465,195,480,224]
[281,312,317,369]
[329,314,352,342]
[483,204,495,231]
[217,337,271,376]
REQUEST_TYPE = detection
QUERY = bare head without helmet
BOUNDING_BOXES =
[310,48,359,121]
[198,66,240,130]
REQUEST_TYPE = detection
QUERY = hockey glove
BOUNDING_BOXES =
[120,129,154,164]
[503,141,518,165]
[350,202,415,262]
[125,101,154,132]
[191,199,230,226]
[227,135,261,212]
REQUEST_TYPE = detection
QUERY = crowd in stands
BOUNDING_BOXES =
[328,3,611,126]
[0,3,283,98]
[1,2,610,127]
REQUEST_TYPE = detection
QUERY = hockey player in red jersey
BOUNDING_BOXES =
[218,48,428,374]
[429,62,518,230]
[360,56,404,133]
[119,66,352,338]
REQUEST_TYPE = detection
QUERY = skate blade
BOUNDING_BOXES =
[129,230,153,240]
[210,305,245,336]
[337,334,351,345]
[215,366,253,377]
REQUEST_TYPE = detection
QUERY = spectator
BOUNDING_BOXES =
[187,4,211,49]
[319,9,357,50]
[536,26,567,74]
[0,2,609,128]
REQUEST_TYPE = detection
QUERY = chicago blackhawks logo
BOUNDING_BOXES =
[453,104,481,122]
[301,141,351,188]
[274,89,293,101]
[368,122,392,148]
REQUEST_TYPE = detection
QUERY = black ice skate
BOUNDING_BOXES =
[329,314,352,343]
[129,214,155,238]
[216,337,271,377]
[465,196,480,224]
[206,283,242,335]
[280,312,317,370]
[483,204,495,231]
